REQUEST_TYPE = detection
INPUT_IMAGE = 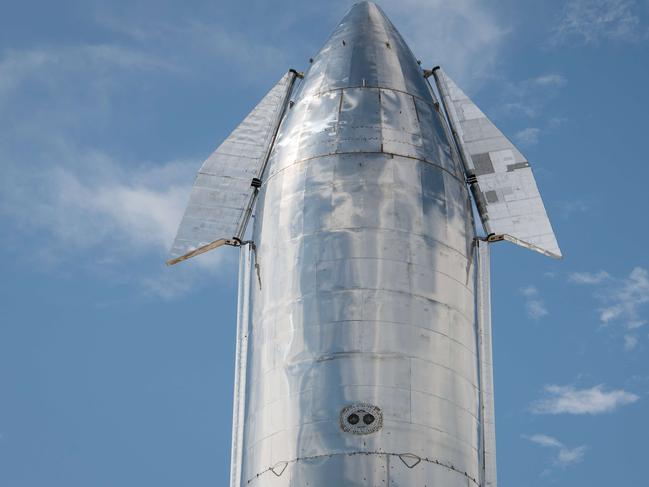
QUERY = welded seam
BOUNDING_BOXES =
[247,451,481,486]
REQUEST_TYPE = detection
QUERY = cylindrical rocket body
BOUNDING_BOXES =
[244,2,479,486]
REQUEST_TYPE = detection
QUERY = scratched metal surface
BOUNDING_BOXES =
[169,72,294,259]
[242,2,481,486]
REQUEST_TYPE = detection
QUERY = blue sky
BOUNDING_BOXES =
[1,0,648,485]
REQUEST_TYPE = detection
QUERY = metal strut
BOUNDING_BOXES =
[234,68,301,241]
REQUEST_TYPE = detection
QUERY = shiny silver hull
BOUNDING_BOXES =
[242,3,480,485]
[167,1,560,485]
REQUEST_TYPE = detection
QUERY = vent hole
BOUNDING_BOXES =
[340,403,382,434]
[363,413,375,425]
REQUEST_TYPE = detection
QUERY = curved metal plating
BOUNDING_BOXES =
[243,2,478,485]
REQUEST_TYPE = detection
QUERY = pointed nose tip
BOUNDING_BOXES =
[346,1,383,19]
[300,1,429,100]
[352,0,377,7]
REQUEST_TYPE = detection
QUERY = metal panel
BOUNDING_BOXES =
[388,454,476,487]
[433,67,562,259]
[241,2,480,485]
[247,452,482,487]
[477,240,497,487]
[168,71,296,264]
[337,87,381,153]
[230,244,252,487]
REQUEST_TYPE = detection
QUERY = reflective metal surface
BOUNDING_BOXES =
[243,2,480,485]
[477,240,497,487]
[230,243,253,487]
[164,1,567,485]
[433,67,562,259]
[168,71,296,263]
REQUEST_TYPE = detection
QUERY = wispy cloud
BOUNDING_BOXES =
[552,0,646,45]
[569,270,611,284]
[568,267,649,348]
[1,150,188,252]
[598,267,649,325]
[502,73,567,119]
[531,384,639,414]
[514,127,541,146]
[0,15,250,299]
[627,320,647,329]
[0,142,226,298]
[524,434,587,468]
[498,73,568,145]
[520,285,549,320]
[624,334,639,350]
[0,44,181,105]
[378,0,508,88]
[530,74,568,87]
[95,16,292,83]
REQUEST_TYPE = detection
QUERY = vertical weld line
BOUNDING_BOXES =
[409,357,413,422]
[386,453,390,486]
[336,89,344,136]
[378,89,384,153]
[412,94,420,122]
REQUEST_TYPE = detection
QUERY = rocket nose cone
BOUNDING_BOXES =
[300,1,430,100]
[350,0,378,8]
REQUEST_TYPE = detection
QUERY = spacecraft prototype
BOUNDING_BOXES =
[168,2,560,486]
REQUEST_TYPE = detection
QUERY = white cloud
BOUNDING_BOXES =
[525,434,587,468]
[510,74,567,103]
[527,300,549,320]
[0,143,229,299]
[521,285,539,297]
[502,102,537,118]
[598,267,649,326]
[0,44,181,104]
[376,0,507,88]
[520,286,549,320]
[1,151,189,253]
[531,384,639,414]
[569,270,611,284]
[568,268,649,348]
[514,127,541,146]
[628,320,647,330]
[96,16,291,83]
[624,334,639,350]
[553,0,645,44]
[530,74,568,87]
[0,32,240,299]
[499,74,568,143]
[102,0,509,90]
[557,444,588,465]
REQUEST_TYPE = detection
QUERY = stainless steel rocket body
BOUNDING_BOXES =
[243,3,479,485]
[168,1,559,483]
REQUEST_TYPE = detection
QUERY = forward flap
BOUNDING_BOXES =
[168,70,298,265]
[433,68,561,259]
